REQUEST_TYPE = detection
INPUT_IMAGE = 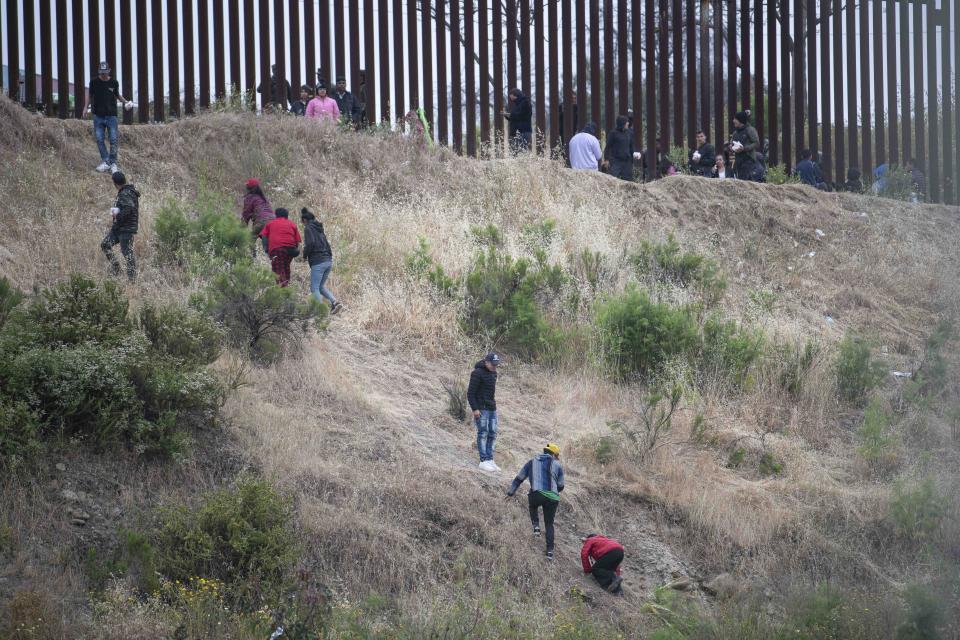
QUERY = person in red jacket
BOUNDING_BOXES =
[581,534,625,594]
[259,208,301,286]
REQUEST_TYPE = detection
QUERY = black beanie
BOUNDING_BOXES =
[735,111,749,125]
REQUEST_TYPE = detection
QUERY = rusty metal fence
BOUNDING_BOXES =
[1,1,957,202]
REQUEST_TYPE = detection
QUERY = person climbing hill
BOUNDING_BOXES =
[240,179,275,256]
[581,534,625,595]
[300,207,342,314]
[506,443,565,560]
[100,171,140,282]
[260,208,301,287]
[468,352,501,472]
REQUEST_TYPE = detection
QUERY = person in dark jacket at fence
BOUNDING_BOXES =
[688,130,716,177]
[905,158,927,202]
[101,171,140,282]
[730,111,762,181]
[503,88,533,154]
[240,179,276,255]
[581,534,625,594]
[796,149,826,189]
[290,85,312,116]
[331,76,358,125]
[257,64,292,110]
[468,352,501,472]
[506,443,565,560]
[260,208,301,287]
[354,70,368,127]
[300,208,342,314]
[602,115,634,181]
[844,167,865,194]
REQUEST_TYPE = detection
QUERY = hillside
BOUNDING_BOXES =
[1,94,959,639]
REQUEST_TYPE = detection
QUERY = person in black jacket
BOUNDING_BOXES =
[300,208,341,314]
[257,64,292,111]
[688,131,716,177]
[503,88,532,155]
[290,85,312,116]
[602,115,635,181]
[331,76,358,125]
[468,352,501,472]
[101,171,140,282]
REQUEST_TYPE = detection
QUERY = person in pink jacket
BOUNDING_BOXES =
[305,83,341,122]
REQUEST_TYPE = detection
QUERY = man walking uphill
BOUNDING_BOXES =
[88,61,133,173]
[506,443,565,560]
[581,534,625,594]
[100,172,140,281]
[468,352,501,472]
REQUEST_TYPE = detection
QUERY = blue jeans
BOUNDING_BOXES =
[310,261,337,305]
[93,115,119,164]
[475,410,498,462]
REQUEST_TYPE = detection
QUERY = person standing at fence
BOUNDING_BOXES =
[601,115,635,181]
[331,77,358,125]
[568,122,602,171]
[260,208,301,287]
[688,131,716,177]
[87,61,134,174]
[290,85,313,116]
[300,208,342,314]
[355,70,368,128]
[306,83,341,122]
[503,89,533,154]
[257,64,292,111]
[796,149,826,190]
[730,111,762,181]
[100,171,140,282]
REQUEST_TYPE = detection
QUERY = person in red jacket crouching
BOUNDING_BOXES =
[581,534,625,595]
[259,208,301,286]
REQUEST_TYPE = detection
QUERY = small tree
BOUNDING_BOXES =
[610,384,682,463]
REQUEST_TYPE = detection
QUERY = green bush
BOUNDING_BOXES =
[632,235,727,306]
[595,287,699,380]
[154,194,252,273]
[406,236,457,297]
[766,164,800,185]
[700,315,764,387]
[858,398,899,472]
[890,477,945,543]
[904,321,952,410]
[777,339,821,399]
[835,336,886,405]
[0,399,42,471]
[895,584,945,640]
[0,275,223,458]
[520,218,558,250]
[464,246,566,360]
[192,262,327,364]
[0,276,23,329]
[153,478,298,607]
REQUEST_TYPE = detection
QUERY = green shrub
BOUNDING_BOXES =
[0,276,223,458]
[903,321,952,410]
[874,165,917,202]
[835,336,886,404]
[463,246,566,360]
[758,451,784,477]
[192,262,327,364]
[154,194,252,273]
[469,222,504,247]
[609,385,683,463]
[700,315,764,387]
[632,235,726,306]
[0,399,42,471]
[153,478,298,606]
[595,288,699,380]
[0,276,23,329]
[520,218,557,249]
[406,236,457,297]
[569,249,608,294]
[890,477,945,542]
[777,339,821,399]
[895,584,945,640]
[766,164,800,185]
[858,398,899,472]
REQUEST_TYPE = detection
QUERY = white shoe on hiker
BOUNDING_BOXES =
[109,163,120,174]
[479,460,496,472]
[95,162,109,173]
[489,461,501,471]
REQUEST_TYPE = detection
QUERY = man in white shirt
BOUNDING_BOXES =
[568,122,602,171]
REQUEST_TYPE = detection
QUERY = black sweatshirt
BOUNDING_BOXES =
[467,361,497,411]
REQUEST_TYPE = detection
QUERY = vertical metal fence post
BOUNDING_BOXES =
[451,0,463,151]
[436,1,448,144]
[184,0,195,114]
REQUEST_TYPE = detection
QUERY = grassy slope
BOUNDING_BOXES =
[2,95,960,636]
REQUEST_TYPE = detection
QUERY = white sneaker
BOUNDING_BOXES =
[478,461,494,472]
[490,461,501,471]
[109,163,120,174]
[95,162,109,172]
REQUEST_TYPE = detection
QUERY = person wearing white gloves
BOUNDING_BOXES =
[730,111,762,181]
[688,130,716,177]
[88,61,134,174]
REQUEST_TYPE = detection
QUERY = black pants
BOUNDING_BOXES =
[101,229,136,281]
[591,548,624,590]
[528,492,559,551]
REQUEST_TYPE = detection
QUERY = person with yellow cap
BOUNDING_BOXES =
[506,443,565,559]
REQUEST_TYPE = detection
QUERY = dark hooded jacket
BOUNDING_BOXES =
[603,118,635,181]
[504,92,533,136]
[113,184,140,234]
[303,219,333,266]
[467,360,497,412]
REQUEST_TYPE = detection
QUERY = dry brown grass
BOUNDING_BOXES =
[2,95,960,635]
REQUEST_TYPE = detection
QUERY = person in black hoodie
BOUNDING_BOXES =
[602,115,635,181]
[503,88,532,155]
[468,352,501,472]
[300,208,341,314]
[101,171,140,282]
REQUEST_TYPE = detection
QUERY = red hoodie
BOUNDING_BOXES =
[259,217,302,253]
[581,535,624,575]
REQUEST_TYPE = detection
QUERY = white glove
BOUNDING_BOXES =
[692,152,701,162]
[732,141,744,152]
[124,101,136,111]
[632,152,643,160]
